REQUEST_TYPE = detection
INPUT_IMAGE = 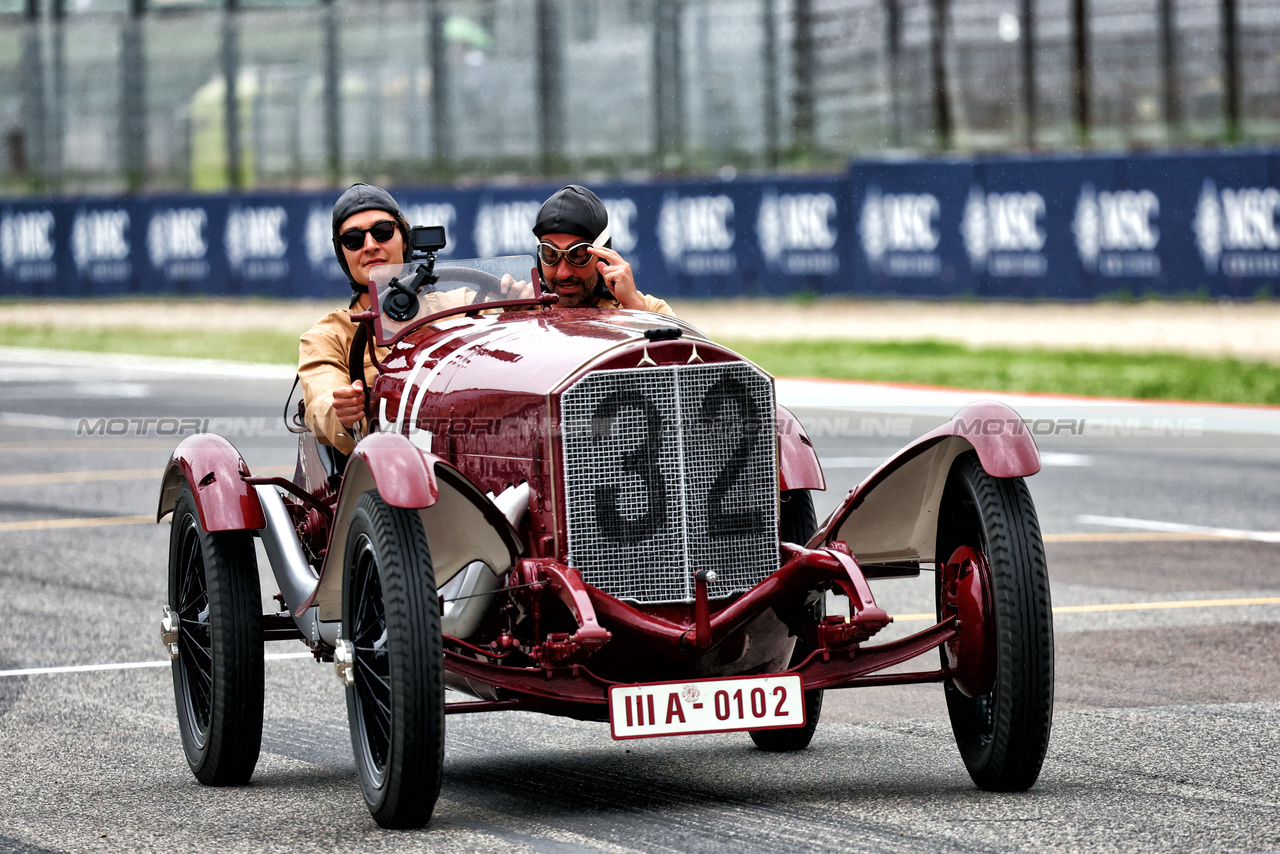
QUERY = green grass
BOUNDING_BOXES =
[721,339,1280,406]
[0,324,301,366]
[2,324,1278,406]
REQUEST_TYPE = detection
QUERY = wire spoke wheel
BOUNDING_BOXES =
[935,452,1054,791]
[168,482,263,786]
[343,490,444,829]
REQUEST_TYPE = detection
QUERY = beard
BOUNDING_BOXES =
[548,270,598,308]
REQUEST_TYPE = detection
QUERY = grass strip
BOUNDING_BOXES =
[0,324,301,366]
[721,338,1280,406]
[3,324,1278,406]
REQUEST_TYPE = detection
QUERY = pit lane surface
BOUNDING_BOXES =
[1,348,1278,854]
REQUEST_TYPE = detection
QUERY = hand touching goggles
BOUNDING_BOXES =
[338,220,398,252]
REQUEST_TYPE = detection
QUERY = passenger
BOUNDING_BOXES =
[531,185,674,316]
[297,183,406,456]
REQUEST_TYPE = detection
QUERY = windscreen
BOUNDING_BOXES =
[367,255,537,344]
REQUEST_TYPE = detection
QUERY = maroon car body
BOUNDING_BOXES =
[157,254,1054,828]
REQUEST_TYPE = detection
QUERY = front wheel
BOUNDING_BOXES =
[168,483,263,785]
[343,490,444,829]
[936,453,1053,791]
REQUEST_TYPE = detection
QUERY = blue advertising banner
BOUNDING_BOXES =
[847,160,975,297]
[1,150,1275,301]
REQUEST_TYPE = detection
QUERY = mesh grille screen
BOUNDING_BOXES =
[561,362,779,604]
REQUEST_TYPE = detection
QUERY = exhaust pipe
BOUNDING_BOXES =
[253,484,324,644]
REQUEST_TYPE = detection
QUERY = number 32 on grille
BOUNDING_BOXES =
[609,674,806,739]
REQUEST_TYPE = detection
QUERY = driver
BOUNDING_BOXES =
[297,182,406,456]
[531,185,674,316]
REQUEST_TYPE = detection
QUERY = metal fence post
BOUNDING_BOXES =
[1072,0,1089,147]
[537,0,565,174]
[762,0,779,167]
[1020,0,1036,149]
[930,0,952,151]
[886,0,902,148]
[427,0,451,178]
[792,0,815,156]
[1221,0,1240,142]
[120,0,147,192]
[1159,0,1179,140]
[653,0,684,170]
[222,0,241,190]
[322,0,341,185]
[19,0,45,189]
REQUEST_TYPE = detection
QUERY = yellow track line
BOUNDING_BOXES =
[895,596,1280,622]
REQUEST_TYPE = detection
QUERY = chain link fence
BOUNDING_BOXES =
[1,0,1277,196]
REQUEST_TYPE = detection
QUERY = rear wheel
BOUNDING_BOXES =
[936,453,1053,791]
[343,490,444,828]
[751,489,823,752]
[168,483,263,785]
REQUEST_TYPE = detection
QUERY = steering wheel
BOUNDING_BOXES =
[433,266,507,303]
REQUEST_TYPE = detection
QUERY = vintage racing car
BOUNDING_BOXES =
[157,232,1053,828]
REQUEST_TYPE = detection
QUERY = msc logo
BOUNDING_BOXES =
[859,187,940,276]
[72,209,131,282]
[226,206,288,272]
[0,210,56,269]
[860,188,938,257]
[961,187,1046,277]
[72,210,129,265]
[658,194,735,274]
[474,201,541,258]
[758,191,837,255]
[1193,180,1280,275]
[1073,185,1161,277]
[147,208,209,278]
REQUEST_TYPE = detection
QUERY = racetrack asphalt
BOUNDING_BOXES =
[0,349,1277,853]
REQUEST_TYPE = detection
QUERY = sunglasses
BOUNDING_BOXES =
[338,220,398,252]
[537,241,596,268]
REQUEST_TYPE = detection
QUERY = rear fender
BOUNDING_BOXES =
[814,401,1040,562]
[777,404,825,492]
[311,431,524,623]
[156,434,265,532]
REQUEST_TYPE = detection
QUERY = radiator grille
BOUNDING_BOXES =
[561,361,779,604]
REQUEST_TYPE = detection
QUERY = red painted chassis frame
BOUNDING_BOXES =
[157,289,1035,726]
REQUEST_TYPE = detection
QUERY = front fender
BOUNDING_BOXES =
[156,434,265,532]
[777,405,825,492]
[814,400,1040,562]
[310,431,524,623]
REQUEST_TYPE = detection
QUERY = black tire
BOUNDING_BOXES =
[752,489,824,752]
[344,490,444,829]
[935,452,1053,791]
[168,482,263,785]
[779,487,817,547]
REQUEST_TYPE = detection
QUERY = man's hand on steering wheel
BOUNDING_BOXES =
[499,274,536,300]
[334,381,366,428]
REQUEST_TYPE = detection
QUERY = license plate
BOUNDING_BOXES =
[609,674,805,740]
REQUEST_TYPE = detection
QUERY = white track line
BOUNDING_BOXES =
[1078,514,1280,543]
[0,652,312,678]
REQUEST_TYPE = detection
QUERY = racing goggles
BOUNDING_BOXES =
[338,220,398,251]
[536,241,595,268]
